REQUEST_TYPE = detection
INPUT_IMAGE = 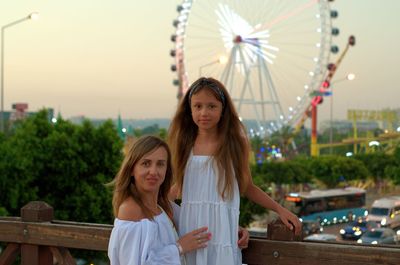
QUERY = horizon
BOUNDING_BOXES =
[1,1,399,128]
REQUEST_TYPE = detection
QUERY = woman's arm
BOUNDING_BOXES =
[109,221,210,265]
[109,220,182,265]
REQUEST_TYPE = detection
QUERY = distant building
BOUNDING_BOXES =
[2,103,54,130]
[68,115,86,124]
[9,103,29,121]
[320,120,380,134]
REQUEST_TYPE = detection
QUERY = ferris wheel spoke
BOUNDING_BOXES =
[259,0,319,31]
[172,0,337,135]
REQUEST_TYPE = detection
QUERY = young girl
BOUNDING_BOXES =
[168,77,302,265]
[108,135,211,265]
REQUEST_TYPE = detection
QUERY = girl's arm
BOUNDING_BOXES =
[240,137,302,235]
[244,180,302,236]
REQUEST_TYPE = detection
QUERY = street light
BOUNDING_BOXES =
[345,152,353,157]
[329,73,355,153]
[198,55,228,77]
[1,12,38,132]
[368,140,380,147]
[368,140,380,153]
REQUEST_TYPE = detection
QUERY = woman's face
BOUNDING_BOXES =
[190,87,223,132]
[132,146,168,194]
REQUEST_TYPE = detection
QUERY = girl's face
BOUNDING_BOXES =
[132,146,168,195]
[190,87,223,131]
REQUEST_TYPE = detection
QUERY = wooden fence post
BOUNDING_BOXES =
[266,218,302,241]
[20,201,54,265]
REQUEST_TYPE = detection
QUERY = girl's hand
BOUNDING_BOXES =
[237,226,249,249]
[277,206,302,236]
[177,226,211,254]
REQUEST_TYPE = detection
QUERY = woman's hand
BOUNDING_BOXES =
[237,226,249,249]
[168,184,179,201]
[177,226,211,254]
[276,206,302,236]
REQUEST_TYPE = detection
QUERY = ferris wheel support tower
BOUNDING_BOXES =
[220,36,284,133]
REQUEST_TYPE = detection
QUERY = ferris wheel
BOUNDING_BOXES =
[170,0,339,136]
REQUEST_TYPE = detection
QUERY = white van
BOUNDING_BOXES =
[367,196,400,228]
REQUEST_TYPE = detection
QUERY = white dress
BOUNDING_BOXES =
[179,154,241,265]
[108,209,183,265]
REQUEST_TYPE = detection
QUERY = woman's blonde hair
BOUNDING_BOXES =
[109,135,173,221]
[168,77,250,200]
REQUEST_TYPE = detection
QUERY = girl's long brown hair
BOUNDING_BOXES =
[168,77,250,200]
[109,135,173,221]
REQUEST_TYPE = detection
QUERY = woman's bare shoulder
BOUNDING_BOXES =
[117,197,145,222]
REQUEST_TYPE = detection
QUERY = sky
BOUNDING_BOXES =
[1,0,399,127]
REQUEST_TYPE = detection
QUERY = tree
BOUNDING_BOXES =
[0,110,123,224]
[309,156,369,188]
[384,145,400,185]
[353,152,397,192]
[239,164,267,226]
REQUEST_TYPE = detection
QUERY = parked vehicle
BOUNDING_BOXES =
[366,196,400,229]
[302,219,323,238]
[248,227,267,238]
[357,227,399,245]
[340,218,378,240]
[304,233,338,242]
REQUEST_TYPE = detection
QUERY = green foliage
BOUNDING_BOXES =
[385,166,400,185]
[239,164,267,226]
[240,158,313,226]
[131,124,167,140]
[308,156,369,188]
[0,207,8,216]
[261,160,312,184]
[0,109,123,225]
[383,145,400,185]
[353,152,397,182]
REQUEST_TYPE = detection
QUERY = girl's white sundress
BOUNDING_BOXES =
[179,153,241,265]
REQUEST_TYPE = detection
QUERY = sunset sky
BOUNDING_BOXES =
[1,0,399,126]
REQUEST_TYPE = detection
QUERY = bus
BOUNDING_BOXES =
[284,187,368,226]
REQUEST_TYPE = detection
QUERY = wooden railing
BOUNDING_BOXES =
[1,201,400,265]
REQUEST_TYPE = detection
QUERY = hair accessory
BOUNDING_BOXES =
[188,78,226,107]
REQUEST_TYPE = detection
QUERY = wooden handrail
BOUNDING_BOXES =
[243,238,400,265]
[0,216,112,251]
[1,201,400,265]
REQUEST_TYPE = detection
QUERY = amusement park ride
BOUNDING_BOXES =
[293,35,356,156]
[169,0,399,156]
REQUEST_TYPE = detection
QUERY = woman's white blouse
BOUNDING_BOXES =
[108,211,181,265]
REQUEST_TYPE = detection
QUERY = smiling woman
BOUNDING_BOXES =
[131,145,168,196]
[107,135,211,265]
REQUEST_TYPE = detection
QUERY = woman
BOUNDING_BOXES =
[108,135,211,265]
